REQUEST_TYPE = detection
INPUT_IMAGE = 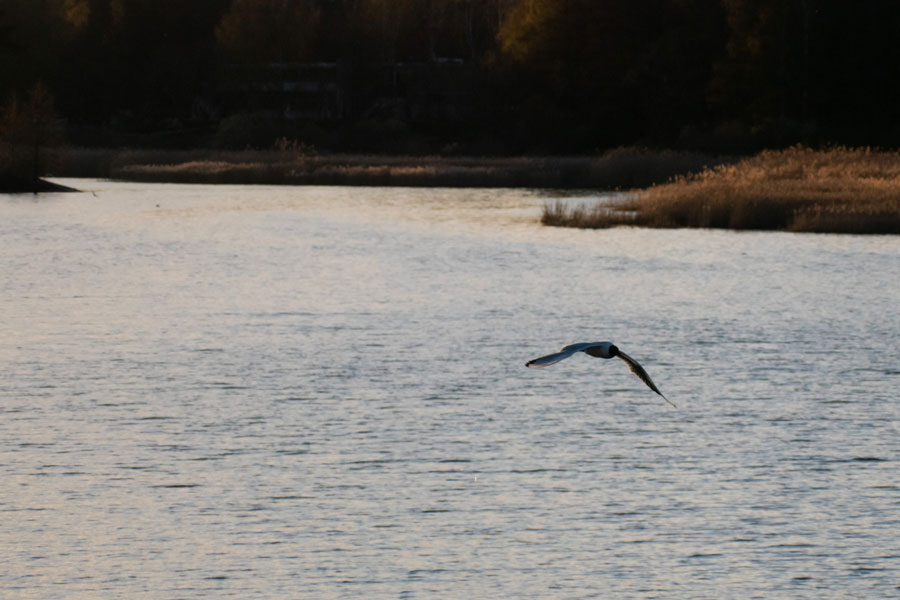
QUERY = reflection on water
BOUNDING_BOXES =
[2,180,899,598]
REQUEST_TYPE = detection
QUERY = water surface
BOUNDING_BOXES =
[2,180,899,598]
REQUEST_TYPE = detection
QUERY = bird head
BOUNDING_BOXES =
[584,342,618,359]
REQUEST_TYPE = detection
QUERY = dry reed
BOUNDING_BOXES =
[542,146,900,234]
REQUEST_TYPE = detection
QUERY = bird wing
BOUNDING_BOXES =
[616,351,676,407]
[525,347,579,368]
[561,342,606,353]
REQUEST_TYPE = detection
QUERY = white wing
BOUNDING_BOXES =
[526,342,610,368]
[525,348,580,368]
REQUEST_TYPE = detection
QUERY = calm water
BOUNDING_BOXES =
[2,180,899,599]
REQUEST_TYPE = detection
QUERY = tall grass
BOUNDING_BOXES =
[542,146,900,234]
[54,146,720,189]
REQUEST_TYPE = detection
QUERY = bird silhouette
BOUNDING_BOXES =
[526,342,675,407]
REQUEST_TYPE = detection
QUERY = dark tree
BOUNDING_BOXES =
[1,82,64,190]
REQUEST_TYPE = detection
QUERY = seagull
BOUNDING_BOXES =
[526,342,675,407]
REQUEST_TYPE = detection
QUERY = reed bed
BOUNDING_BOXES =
[542,146,900,234]
[54,146,718,190]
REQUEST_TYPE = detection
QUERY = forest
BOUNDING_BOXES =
[2,0,900,155]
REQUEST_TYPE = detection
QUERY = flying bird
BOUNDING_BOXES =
[526,342,675,407]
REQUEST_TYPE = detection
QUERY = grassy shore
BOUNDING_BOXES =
[33,145,900,233]
[542,146,900,234]
[53,146,721,190]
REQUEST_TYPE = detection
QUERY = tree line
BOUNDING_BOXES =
[2,0,899,153]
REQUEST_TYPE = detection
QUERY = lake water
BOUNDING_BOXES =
[2,180,899,599]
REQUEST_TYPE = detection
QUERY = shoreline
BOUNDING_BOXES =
[53,146,727,190]
[0,178,80,194]
[541,147,900,234]
[10,145,899,234]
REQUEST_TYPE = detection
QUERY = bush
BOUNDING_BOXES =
[212,111,286,149]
